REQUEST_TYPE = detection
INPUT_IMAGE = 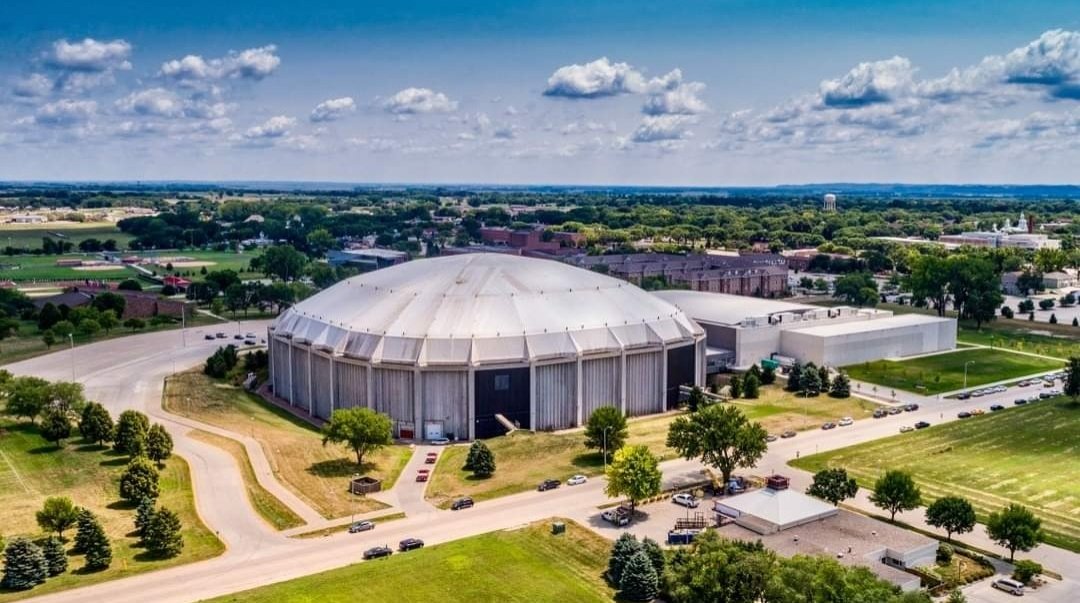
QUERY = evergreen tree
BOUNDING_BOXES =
[728,374,742,399]
[686,386,706,411]
[40,408,72,447]
[134,498,157,540]
[607,533,640,585]
[42,536,68,576]
[143,507,184,559]
[747,364,762,383]
[801,363,822,396]
[79,402,114,445]
[113,410,150,456]
[82,517,112,571]
[786,362,803,391]
[743,373,760,399]
[146,424,174,466]
[1,537,47,590]
[619,550,660,602]
[830,372,852,398]
[72,508,96,553]
[470,442,496,478]
[119,457,160,502]
[761,365,776,385]
[463,440,486,471]
[1050,313,1058,324]
[818,365,830,391]
[640,537,665,577]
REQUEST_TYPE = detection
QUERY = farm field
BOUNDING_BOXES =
[426,388,874,508]
[163,370,411,519]
[206,519,613,603]
[844,348,1063,395]
[791,399,1080,553]
[0,224,135,251]
[0,417,223,602]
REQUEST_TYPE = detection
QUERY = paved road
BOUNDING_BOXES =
[6,330,1078,602]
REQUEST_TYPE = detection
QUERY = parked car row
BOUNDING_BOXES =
[362,537,426,560]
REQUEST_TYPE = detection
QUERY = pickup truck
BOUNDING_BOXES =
[601,506,632,526]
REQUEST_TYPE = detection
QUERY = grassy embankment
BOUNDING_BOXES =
[427,386,877,508]
[163,370,411,519]
[844,348,1063,395]
[206,519,614,603]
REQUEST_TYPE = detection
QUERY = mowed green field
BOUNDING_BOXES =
[207,520,614,603]
[0,224,134,250]
[844,348,1063,394]
[792,400,1080,553]
[0,254,133,282]
[958,328,1080,361]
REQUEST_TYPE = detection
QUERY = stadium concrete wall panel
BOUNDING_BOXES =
[534,361,577,431]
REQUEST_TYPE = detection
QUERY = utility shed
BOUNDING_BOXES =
[715,485,838,534]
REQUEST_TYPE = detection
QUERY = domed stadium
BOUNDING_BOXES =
[268,253,705,440]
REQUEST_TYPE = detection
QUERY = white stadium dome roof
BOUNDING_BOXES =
[271,253,703,366]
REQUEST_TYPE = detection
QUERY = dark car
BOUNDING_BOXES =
[538,479,560,492]
[363,545,392,560]
[1015,398,1029,405]
[914,421,931,429]
[956,392,971,400]
[451,497,474,510]
[957,411,972,419]
[204,333,215,340]
[821,422,837,430]
[903,403,919,412]
[398,538,424,552]
[780,430,797,438]
[348,520,374,533]
[233,334,244,340]
[990,404,1005,411]
[872,409,887,419]
[244,339,257,346]
[215,332,227,339]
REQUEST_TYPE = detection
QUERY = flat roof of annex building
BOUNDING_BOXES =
[785,313,954,337]
[270,253,703,365]
[651,290,817,326]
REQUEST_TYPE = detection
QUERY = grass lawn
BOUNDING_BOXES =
[791,399,1080,553]
[957,327,1080,361]
[426,386,875,508]
[162,371,411,519]
[146,250,262,280]
[207,519,614,603]
[0,313,222,367]
[1,254,133,282]
[0,418,224,602]
[729,385,881,434]
[844,348,1063,395]
[291,512,406,539]
[186,430,305,531]
[425,412,680,508]
[0,224,135,251]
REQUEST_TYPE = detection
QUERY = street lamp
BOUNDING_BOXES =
[68,333,75,381]
[963,361,975,390]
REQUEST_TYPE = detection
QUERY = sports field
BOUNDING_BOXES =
[0,417,223,601]
[206,519,613,603]
[844,348,1063,394]
[791,399,1080,553]
[1,255,133,282]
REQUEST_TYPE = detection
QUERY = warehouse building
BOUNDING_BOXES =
[269,254,705,441]
[653,290,956,370]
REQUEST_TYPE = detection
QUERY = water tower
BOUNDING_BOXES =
[823,193,837,212]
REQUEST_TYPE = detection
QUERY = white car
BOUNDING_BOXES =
[567,474,587,486]
[429,438,450,446]
[838,417,854,427]
[672,493,699,508]
[899,425,914,433]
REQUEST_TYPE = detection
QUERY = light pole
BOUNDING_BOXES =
[602,425,613,472]
[68,334,75,381]
[964,361,975,390]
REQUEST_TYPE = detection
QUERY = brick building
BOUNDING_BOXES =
[568,253,789,297]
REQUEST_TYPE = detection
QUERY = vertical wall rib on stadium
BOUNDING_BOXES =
[268,254,706,440]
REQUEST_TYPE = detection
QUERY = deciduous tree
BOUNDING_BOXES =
[986,504,1042,561]
[146,423,173,466]
[40,408,72,447]
[605,445,662,512]
[807,468,858,506]
[35,496,79,538]
[113,409,150,456]
[584,406,628,463]
[119,457,160,502]
[667,404,768,487]
[870,470,922,521]
[79,402,114,445]
[321,407,393,467]
[925,496,976,542]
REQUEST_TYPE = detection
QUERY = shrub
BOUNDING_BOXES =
[936,542,954,564]
[1012,560,1042,585]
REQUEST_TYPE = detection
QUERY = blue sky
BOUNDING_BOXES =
[3,1,1080,184]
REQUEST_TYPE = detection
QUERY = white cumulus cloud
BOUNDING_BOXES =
[543,57,646,98]
[159,45,281,83]
[30,99,98,126]
[381,88,457,114]
[115,88,185,117]
[642,69,708,115]
[244,115,295,139]
[47,38,132,72]
[631,115,695,143]
[310,96,356,122]
[12,74,53,98]
[819,56,916,107]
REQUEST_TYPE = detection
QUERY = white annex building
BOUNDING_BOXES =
[269,254,705,440]
[653,290,956,370]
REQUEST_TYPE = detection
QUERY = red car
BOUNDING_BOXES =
[425,455,437,464]
[415,472,429,482]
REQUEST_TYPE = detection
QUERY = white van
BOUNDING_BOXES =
[991,578,1025,596]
